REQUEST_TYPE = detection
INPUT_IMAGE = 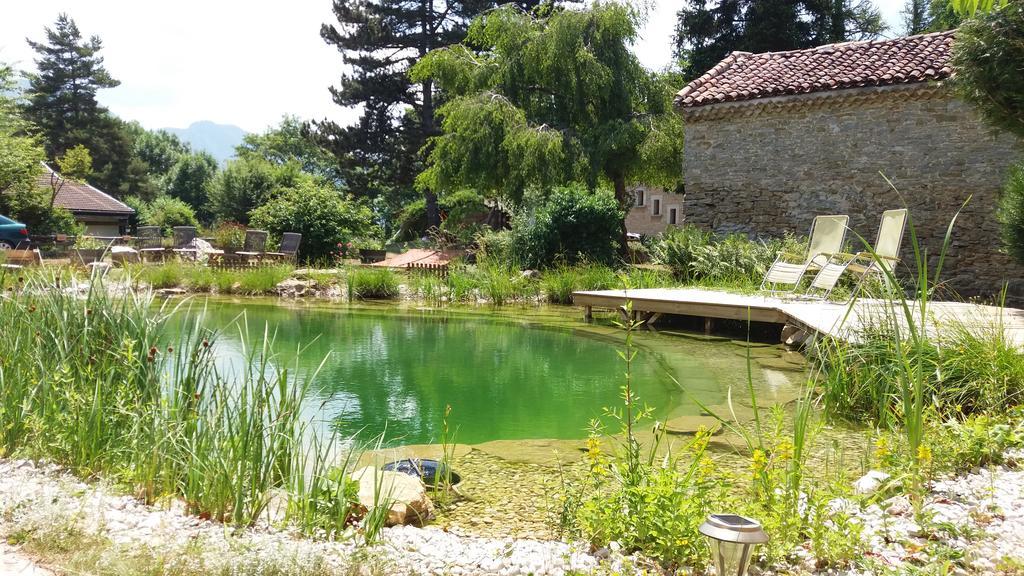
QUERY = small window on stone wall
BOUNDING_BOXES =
[653,199,661,216]
[636,190,645,207]
[669,208,677,225]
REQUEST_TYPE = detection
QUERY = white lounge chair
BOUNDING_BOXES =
[760,214,850,294]
[805,208,909,299]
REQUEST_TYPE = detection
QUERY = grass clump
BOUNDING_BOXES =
[347,266,400,300]
[541,263,617,304]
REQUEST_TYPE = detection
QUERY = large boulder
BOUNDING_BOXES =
[352,466,434,526]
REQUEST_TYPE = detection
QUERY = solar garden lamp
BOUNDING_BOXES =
[698,514,768,576]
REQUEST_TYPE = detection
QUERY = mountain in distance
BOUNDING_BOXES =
[163,121,246,164]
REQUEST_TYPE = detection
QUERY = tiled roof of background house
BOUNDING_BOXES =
[36,165,134,215]
[676,30,956,108]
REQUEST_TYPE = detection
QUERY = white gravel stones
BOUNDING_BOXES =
[2,456,1024,575]
[0,459,609,576]
[840,463,1024,574]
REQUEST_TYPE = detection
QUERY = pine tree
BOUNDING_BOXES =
[23,14,119,158]
[315,0,569,231]
[675,0,886,81]
[23,14,152,198]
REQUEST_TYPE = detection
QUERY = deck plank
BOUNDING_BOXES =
[572,288,1024,348]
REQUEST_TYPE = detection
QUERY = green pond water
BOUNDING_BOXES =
[180,300,804,446]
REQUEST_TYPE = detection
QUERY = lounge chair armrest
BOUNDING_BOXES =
[852,251,898,262]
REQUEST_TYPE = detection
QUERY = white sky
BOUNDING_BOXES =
[0,0,907,134]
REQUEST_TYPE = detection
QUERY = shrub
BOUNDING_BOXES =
[1,187,79,236]
[212,222,247,252]
[347,267,400,300]
[397,190,491,242]
[440,190,489,243]
[475,229,515,267]
[999,161,1024,264]
[653,225,711,281]
[249,181,373,262]
[142,196,199,235]
[689,233,768,283]
[511,185,623,269]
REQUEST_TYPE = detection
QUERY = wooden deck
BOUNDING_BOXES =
[572,288,1024,348]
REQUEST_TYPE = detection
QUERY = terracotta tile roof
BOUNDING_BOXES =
[676,30,956,108]
[36,164,134,216]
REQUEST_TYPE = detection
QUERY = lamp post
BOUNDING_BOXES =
[698,514,768,576]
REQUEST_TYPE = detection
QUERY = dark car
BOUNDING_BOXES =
[0,215,30,250]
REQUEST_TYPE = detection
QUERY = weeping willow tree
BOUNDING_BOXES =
[410,2,684,244]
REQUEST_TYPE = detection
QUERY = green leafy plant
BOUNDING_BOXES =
[249,180,374,262]
[564,302,722,570]
[142,196,199,236]
[510,185,623,269]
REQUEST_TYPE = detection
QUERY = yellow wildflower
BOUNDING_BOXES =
[874,436,891,460]
[751,448,768,474]
[917,444,933,464]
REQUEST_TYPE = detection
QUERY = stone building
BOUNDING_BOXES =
[625,185,685,236]
[675,31,1023,301]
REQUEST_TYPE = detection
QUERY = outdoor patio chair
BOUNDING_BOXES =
[264,232,301,263]
[171,226,199,260]
[760,214,849,294]
[237,229,269,262]
[805,208,908,300]
[135,226,166,261]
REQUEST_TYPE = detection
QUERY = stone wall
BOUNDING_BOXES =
[682,86,1024,301]
[625,185,685,236]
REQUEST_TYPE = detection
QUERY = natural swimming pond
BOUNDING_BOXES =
[177,300,805,446]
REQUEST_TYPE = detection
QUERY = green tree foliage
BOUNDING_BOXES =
[0,62,76,235]
[951,0,1009,16]
[139,196,200,236]
[56,144,92,182]
[208,157,303,224]
[999,162,1024,264]
[249,180,374,261]
[0,63,45,197]
[674,0,886,80]
[314,0,569,231]
[237,116,340,184]
[509,185,623,269]
[951,1,1024,140]
[133,127,190,177]
[412,2,683,242]
[164,152,218,221]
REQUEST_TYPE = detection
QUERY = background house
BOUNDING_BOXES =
[38,164,134,236]
[676,31,1023,301]
[625,185,685,236]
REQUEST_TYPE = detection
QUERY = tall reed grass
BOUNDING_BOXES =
[0,274,367,535]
